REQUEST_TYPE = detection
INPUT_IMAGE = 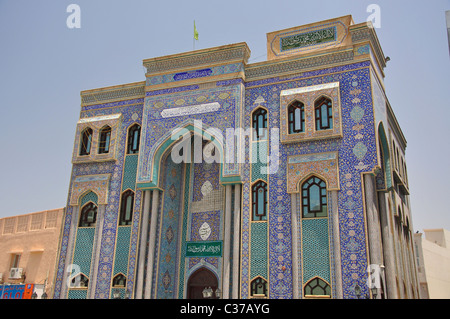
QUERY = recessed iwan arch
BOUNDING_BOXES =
[136,119,240,190]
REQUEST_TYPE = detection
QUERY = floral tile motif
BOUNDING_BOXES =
[55,34,384,301]
[286,151,339,193]
[243,61,377,299]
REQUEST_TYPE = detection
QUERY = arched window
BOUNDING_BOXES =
[304,277,331,296]
[314,96,333,130]
[79,127,93,156]
[98,126,112,154]
[400,157,405,178]
[250,277,267,297]
[70,273,89,288]
[301,176,327,218]
[127,124,141,154]
[403,162,408,185]
[288,101,305,134]
[119,190,134,226]
[395,147,399,171]
[252,180,267,221]
[112,274,127,287]
[396,206,402,232]
[252,108,267,140]
[79,202,97,227]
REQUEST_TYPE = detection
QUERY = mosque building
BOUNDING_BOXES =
[53,15,419,299]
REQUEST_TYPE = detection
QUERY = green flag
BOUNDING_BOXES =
[194,20,199,40]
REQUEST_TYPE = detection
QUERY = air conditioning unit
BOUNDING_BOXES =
[9,268,23,279]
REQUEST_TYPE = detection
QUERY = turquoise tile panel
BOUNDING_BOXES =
[68,289,88,299]
[122,154,138,191]
[113,226,132,276]
[301,218,330,284]
[80,191,98,207]
[250,222,268,279]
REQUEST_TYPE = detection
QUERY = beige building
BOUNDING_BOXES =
[414,229,450,299]
[0,208,64,298]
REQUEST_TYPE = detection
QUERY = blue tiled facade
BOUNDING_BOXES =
[53,15,419,299]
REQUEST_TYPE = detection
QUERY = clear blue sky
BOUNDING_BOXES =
[0,0,449,233]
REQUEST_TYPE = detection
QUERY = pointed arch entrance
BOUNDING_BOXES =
[187,267,219,299]
[135,120,242,299]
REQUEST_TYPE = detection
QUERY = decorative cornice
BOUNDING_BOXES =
[80,82,145,106]
[349,22,386,72]
[245,49,354,81]
[143,42,251,75]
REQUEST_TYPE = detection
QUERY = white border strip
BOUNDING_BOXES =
[280,82,339,96]
[160,102,220,118]
[78,114,122,123]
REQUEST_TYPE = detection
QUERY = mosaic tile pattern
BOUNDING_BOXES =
[155,156,183,299]
[54,102,144,299]
[241,61,377,299]
[70,175,110,206]
[72,227,96,277]
[56,39,382,300]
[137,84,243,185]
[250,222,268,280]
[190,211,220,242]
[146,63,244,86]
[192,162,221,203]
[251,141,269,182]
[301,218,330,285]
[66,190,99,300]
[122,154,138,191]
[177,162,191,298]
[112,226,132,276]
[187,158,223,278]
[67,289,88,299]
[80,191,98,207]
[248,116,270,295]
[287,151,339,193]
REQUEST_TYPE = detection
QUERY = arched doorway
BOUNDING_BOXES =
[187,267,218,299]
